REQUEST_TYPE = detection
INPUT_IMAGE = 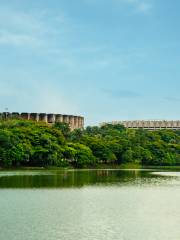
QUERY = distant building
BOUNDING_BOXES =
[101,120,180,130]
[0,112,84,130]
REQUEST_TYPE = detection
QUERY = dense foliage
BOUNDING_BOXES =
[0,119,179,167]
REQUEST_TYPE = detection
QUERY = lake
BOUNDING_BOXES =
[0,169,180,240]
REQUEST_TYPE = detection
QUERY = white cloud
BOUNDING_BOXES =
[0,30,40,46]
[84,0,153,14]
[123,0,153,14]
[0,7,42,46]
[0,6,64,47]
[137,2,152,13]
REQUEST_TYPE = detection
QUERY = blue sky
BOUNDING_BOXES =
[0,0,180,125]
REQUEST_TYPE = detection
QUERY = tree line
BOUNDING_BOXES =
[0,119,179,167]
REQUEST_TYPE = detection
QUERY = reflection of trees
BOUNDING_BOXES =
[0,170,149,188]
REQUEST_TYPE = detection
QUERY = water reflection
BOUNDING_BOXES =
[151,171,180,177]
[0,169,178,188]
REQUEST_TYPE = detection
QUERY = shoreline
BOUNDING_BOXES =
[1,164,180,171]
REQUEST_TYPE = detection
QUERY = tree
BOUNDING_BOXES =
[0,119,179,168]
[121,149,134,163]
[53,122,70,138]
[68,143,96,167]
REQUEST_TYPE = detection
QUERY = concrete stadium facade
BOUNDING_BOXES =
[103,120,180,130]
[0,112,84,130]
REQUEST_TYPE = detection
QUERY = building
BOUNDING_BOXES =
[0,112,84,130]
[102,120,180,130]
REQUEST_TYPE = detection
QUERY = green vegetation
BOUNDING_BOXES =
[0,119,179,168]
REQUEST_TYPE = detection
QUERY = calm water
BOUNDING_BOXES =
[0,169,180,240]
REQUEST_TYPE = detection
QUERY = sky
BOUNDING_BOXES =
[0,0,180,125]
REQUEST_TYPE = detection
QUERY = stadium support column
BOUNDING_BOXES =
[39,113,47,123]
[55,114,63,123]
[69,115,75,130]
[81,117,84,129]
[21,113,30,120]
[78,117,84,129]
[63,115,70,125]
[47,114,55,123]
[30,113,39,121]
[77,116,82,129]
[73,116,78,129]
[11,112,20,119]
